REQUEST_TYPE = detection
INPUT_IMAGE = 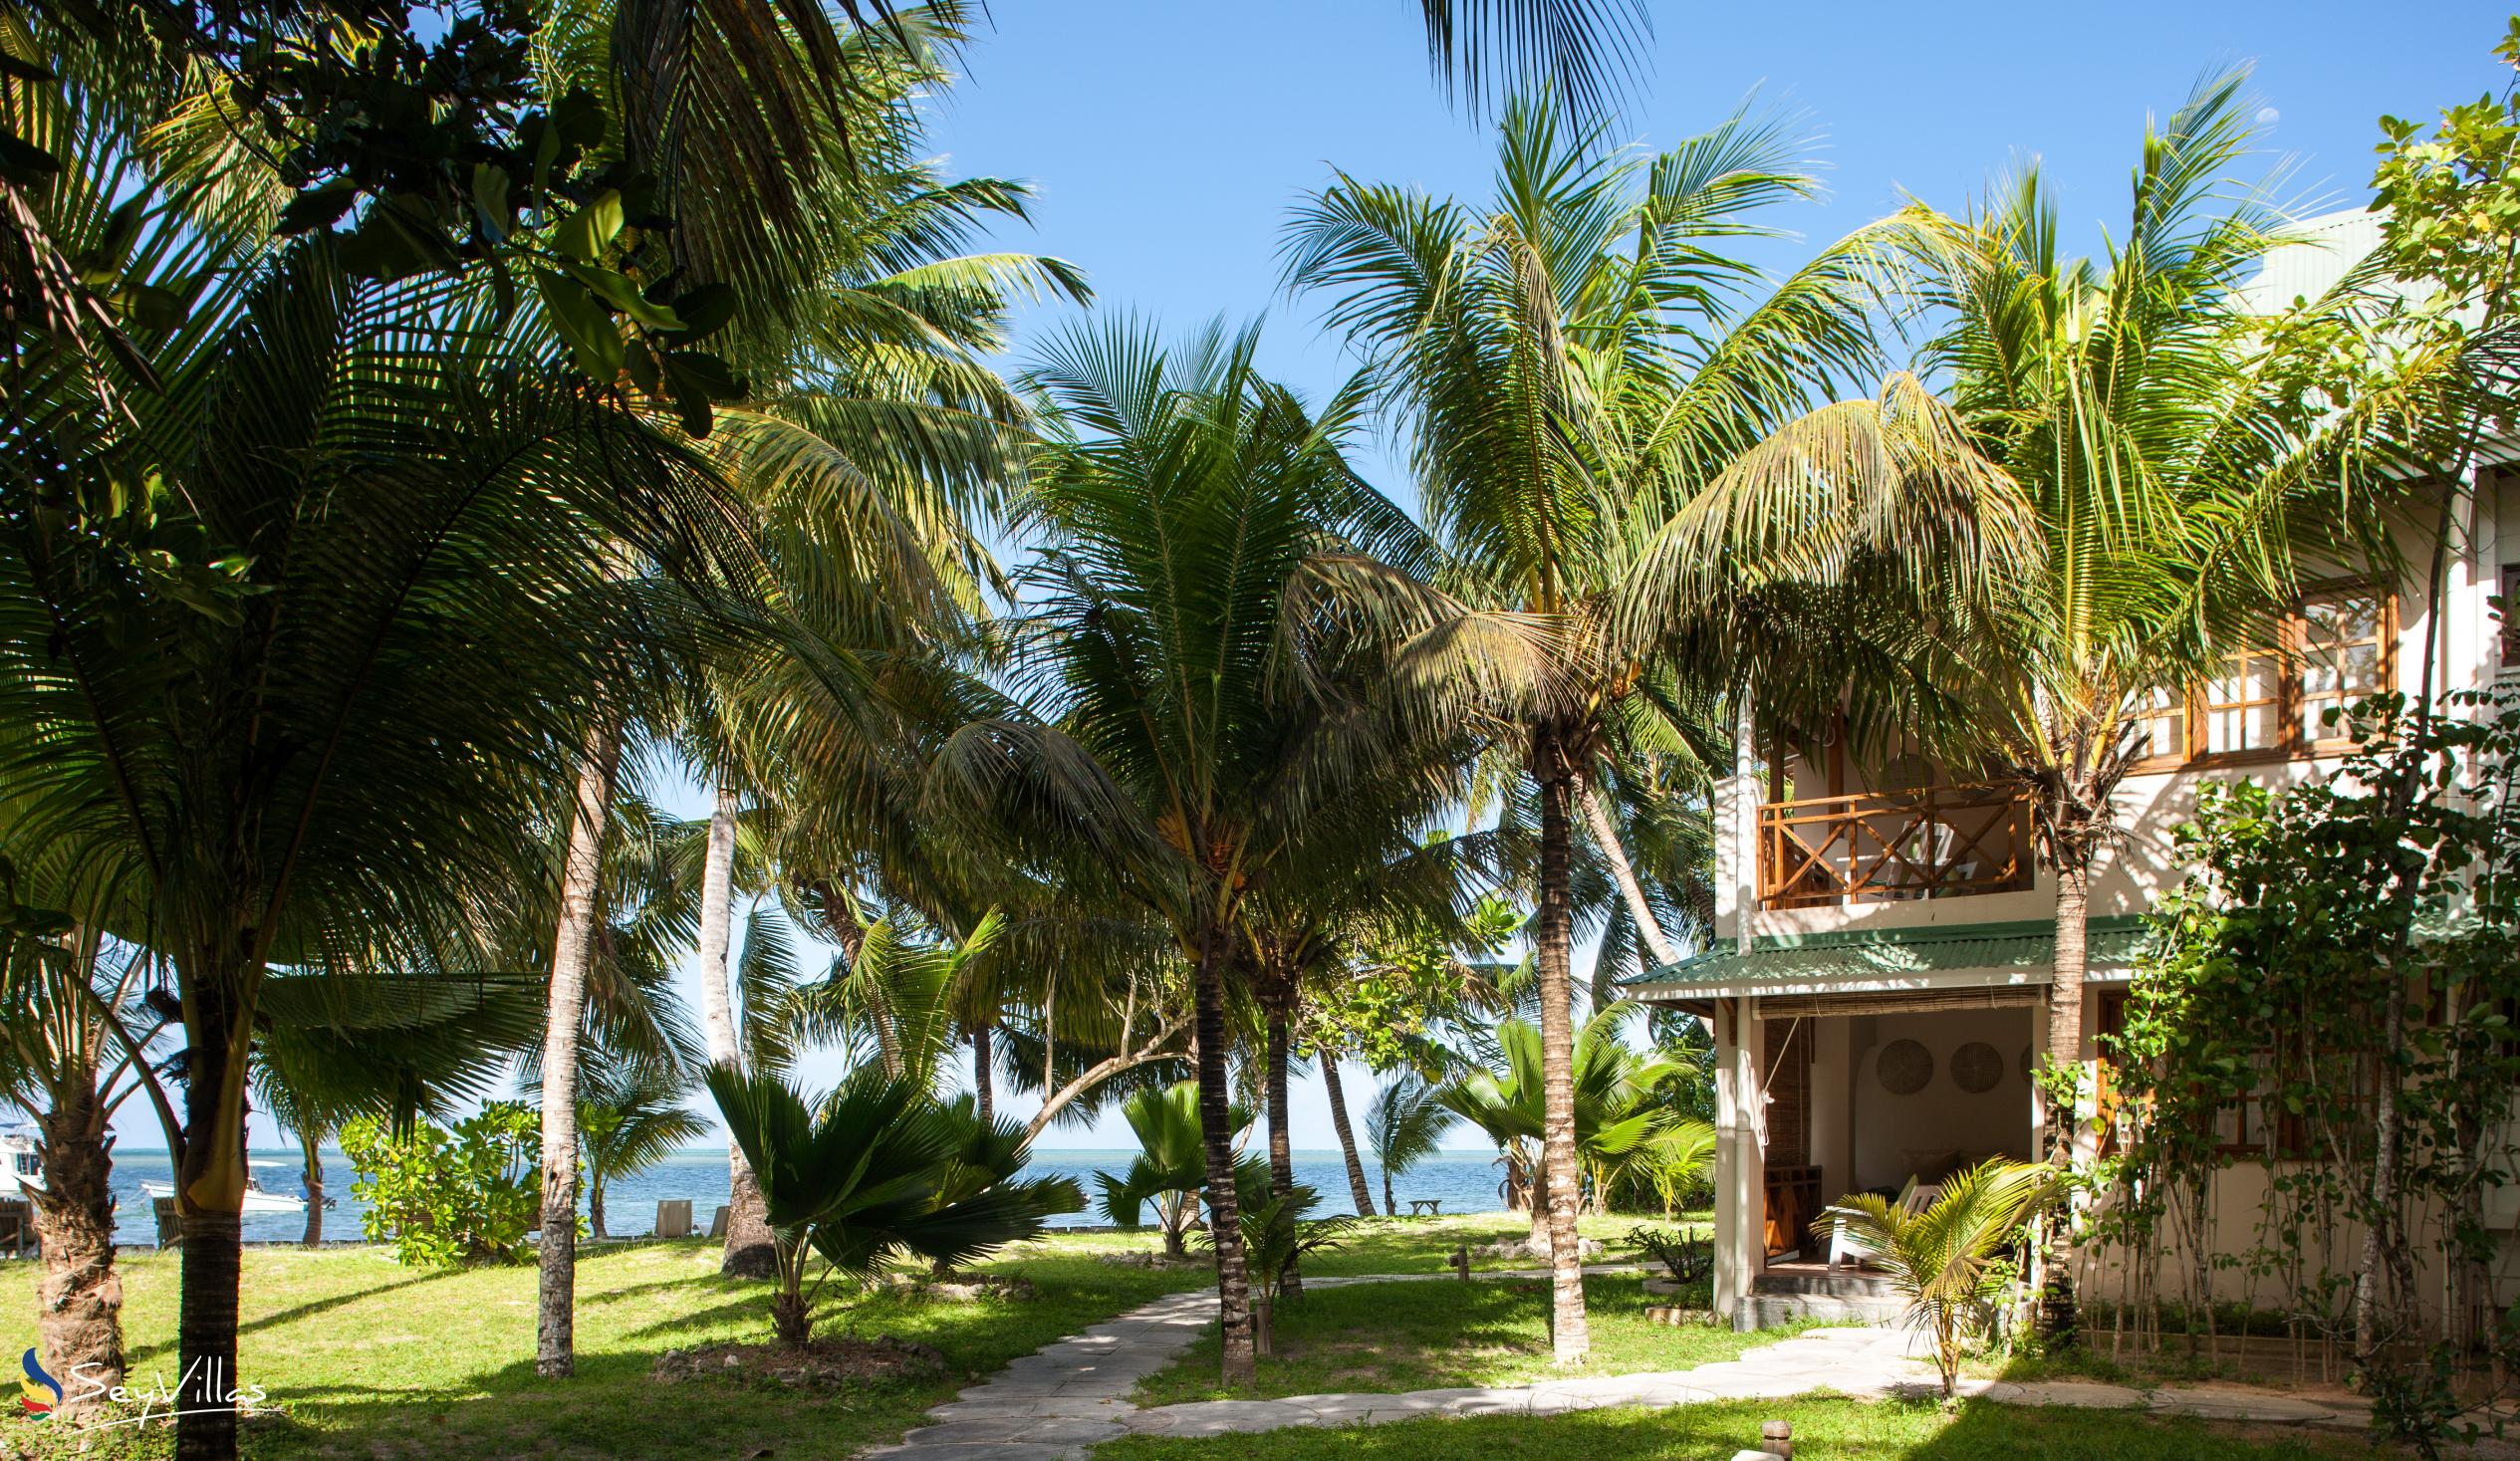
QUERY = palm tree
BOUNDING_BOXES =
[0,925,170,1420]
[1281,99,2015,1361]
[706,1065,1080,1344]
[0,211,749,1461]
[1719,73,2463,1327]
[1822,1160,2059,1397]
[928,317,1440,1384]
[1094,1081,1269,1259]
[256,970,549,1246]
[575,1057,710,1241]
[1442,1008,1678,1238]
[1365,1074,1456,1217]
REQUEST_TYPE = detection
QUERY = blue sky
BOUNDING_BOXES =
[138,1,2514,1153]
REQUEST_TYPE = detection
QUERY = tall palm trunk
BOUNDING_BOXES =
[2038,814,2096,1345]
[1190,924,1256,1385]
[299,1129,324,1247]
[1262,986,1301,1299]
[1575,769,1680,967]
[1319,1054,1376,1219]
[1532,734,1590,1364]
[973,1024,995,1124]
[32,1088,121,1424]
[694,785,776,1277]
[537,724,619,1378]
[174,977,251,1461]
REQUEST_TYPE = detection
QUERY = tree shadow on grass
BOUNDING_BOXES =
[245,1339,966,1461]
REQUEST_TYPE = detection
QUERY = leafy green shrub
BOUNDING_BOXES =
[341,1101,548,1267]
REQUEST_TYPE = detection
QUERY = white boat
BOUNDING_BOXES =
[141,1162,306,1215]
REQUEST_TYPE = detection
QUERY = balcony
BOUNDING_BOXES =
[1757,783,2034,910]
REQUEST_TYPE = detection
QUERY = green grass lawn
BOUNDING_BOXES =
[0,1215,2380,1461]
[0,1213,1611,1460]
[1134,1272,1805,1405]
[0,1237,1214,1460]
[1098,1394,2384,1461]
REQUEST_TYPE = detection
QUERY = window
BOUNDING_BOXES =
[2200,643,2284,756]
[2130,580,2394,767]
[2298,588,2389,748]
[2501,564,2519,671]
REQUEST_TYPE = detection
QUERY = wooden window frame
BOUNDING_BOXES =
[2128,577,2397,773]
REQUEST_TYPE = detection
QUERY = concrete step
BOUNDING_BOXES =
[1753,1268,1900,1300]
[1731,1291,1907,1331]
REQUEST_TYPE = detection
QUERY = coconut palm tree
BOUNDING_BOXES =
[1822,1159,2060,1396]
[1281,98,2018,1359]
[0,210,751,1461]
[1365,1074,1456,1217]
[927,316,1441,1384]
[1706,73,2486,1331]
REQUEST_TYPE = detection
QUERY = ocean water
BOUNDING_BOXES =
[98,1146,1511,1246]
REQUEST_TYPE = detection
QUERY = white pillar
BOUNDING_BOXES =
[1725,698,1759,953]
[1713,997,1766,1326]
[2028,997,2051,1158]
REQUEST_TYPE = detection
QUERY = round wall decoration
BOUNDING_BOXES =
[1877,1038,1933,1096]
[1950,1041,2004,1094]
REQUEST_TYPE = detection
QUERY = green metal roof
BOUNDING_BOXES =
[1623,917,2148,1001]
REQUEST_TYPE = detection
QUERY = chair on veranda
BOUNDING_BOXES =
[653,1199,694,1240]
[1825,1178,1940,1271]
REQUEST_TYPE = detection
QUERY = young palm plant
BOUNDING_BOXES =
[1094,1081,1269,1260]
[1365,1074,1457,1217]
[575,1057,710,1241]
[1821,1159,2059,1398]
[1442,1008,1678,1242]
[706,1065,1080,1345]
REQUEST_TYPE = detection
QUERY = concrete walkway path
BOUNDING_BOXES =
[861,1273,2372,1461]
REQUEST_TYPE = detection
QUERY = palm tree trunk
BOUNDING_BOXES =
[1262,990,1301,1299]
[1383,1165,1395,1219]
[973,1024,995,1125]
[1575,768,1680,967]
[299,1129,324,1248]
[693,785,776,1278]
[174,981,251,1461]
[589,1176,607,1242]
[1190,924,1256,1385]
[1533,739,1591,1364]
[538,724,619,1379]
[1319,1054,1376,1219]
[32,1094,121,1424]
[2039,845,2092,1344]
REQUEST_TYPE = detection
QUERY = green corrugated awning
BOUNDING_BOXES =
[1623,917,2148,1004]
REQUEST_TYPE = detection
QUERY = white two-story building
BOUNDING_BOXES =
[1626,209,2520,1330]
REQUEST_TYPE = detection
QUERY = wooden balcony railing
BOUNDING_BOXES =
[1757,783,2033,910]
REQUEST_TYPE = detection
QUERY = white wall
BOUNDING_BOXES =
[1846,1008,2036,1193]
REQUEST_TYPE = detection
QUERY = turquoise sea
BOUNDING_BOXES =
[98,1147,1511,1246]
